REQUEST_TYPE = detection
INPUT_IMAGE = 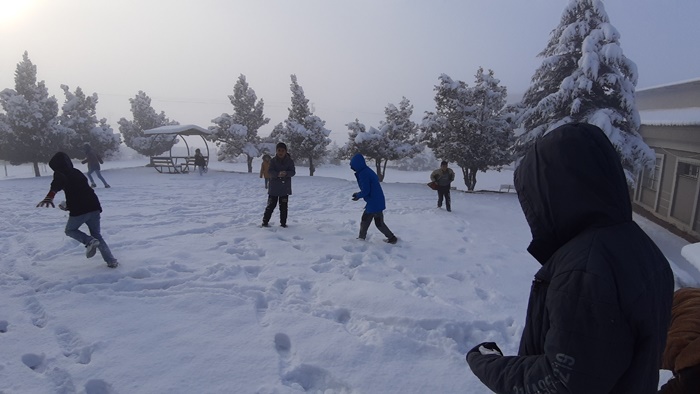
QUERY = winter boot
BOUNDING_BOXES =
[86,239,100,258]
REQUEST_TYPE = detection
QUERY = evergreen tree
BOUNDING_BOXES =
[58,85,121,160]
[118,91,178,157]
[0,52,65,176]
[210,74,269,173]
[339,119,365,159]
[341,99,421,182]
[272,75,331,176]
[376,97,422,181]
[422,70,514,191]
[515,0,653,185]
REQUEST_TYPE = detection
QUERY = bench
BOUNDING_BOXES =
[499,184,515,193]
[150,156,188,174]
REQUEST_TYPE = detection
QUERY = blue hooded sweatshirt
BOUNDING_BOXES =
[350,153,386,213]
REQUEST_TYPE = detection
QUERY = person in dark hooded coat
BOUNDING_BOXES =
[466,123,673,393]
[81,143,110,188]
[350,153,397,244]
[262,142,295,228]
[37,152,119,268]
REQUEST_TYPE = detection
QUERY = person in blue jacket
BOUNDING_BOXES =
[350,153,397,244]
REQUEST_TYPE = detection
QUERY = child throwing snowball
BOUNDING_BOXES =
[37,152,119,268]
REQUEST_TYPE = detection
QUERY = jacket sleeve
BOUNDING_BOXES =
[449,169,455,182]
[467,270,633,393]
[430,170,439,182]
[286,160,295,178]
[49,172,67,193]
[355,173,372,199]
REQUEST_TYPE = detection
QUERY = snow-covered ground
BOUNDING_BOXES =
[1,158,697,393]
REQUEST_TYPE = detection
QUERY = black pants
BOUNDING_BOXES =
[359,211,395,239]
[437,186,451,210]
[263,195,288,225]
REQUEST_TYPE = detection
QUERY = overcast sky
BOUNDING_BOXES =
[1,0,699,143]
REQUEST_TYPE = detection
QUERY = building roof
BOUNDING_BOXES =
[143,124,212,136]
[639,108,700,126]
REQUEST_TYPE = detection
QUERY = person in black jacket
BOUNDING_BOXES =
[466,123,674,393]
[81,143,110,188]
[262,142,295,228]
[37,152,119,268]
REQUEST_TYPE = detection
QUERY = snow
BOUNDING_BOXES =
[682,243,700,273]
[1,159,697,393]
[638,108,700,126]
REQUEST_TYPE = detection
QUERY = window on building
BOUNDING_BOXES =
[678,162,699,180]
[642,156,662,191]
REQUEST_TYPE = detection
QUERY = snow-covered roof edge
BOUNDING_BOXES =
[143,124,212,136]
[637,77,700,92]
[639,108,700,126]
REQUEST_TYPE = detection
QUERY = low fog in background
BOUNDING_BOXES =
[1,0,699,143]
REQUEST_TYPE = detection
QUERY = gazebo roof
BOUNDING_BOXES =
[143,124,213,136]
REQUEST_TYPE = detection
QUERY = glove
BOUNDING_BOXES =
[37,191,56,208]
[467,342,503,360]
[352,193,359,201]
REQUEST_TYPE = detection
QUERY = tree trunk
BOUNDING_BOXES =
[309,157,315,176]
[460,166,478,191]
[382,160,388,183]
[375,159,384,182]
[467,167,477,191]
[33,162,41,177]
[246,155,253,173]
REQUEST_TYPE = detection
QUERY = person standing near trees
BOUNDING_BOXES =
[350,153,398,244]
[259,154,271,189]
[262,143,295,228]
[430,161,455,211]
[81,143,110,188]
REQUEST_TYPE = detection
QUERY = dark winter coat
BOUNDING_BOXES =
[467,123,674,393]
[81,146,103,171]
[267,153,295,196]
[350,153,386,213]
[430,167,455,187]
[194,152,206,167]
[49,152,102,216]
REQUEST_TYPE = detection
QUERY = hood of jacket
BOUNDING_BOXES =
[514,123,631,265]
[350,153,368,172]
[49,152,74,173]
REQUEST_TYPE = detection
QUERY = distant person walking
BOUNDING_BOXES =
[193,148,207,175]
[81,143,110,188]
[36,152,118,268]
[350,153,397,244]
[262,143,295,228]
[430,161,455,211]
[260,154,271,189]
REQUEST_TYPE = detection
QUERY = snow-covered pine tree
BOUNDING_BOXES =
[422,70,514,191]
[339,119,365,159]
[58,85,121,160]
[210,74,270,173]
[515,0,653,185]
[0,52,65,176]
[274,75,331,176]
[118,91,178,157]
[341,99,422,182]
[375,97,422,181]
